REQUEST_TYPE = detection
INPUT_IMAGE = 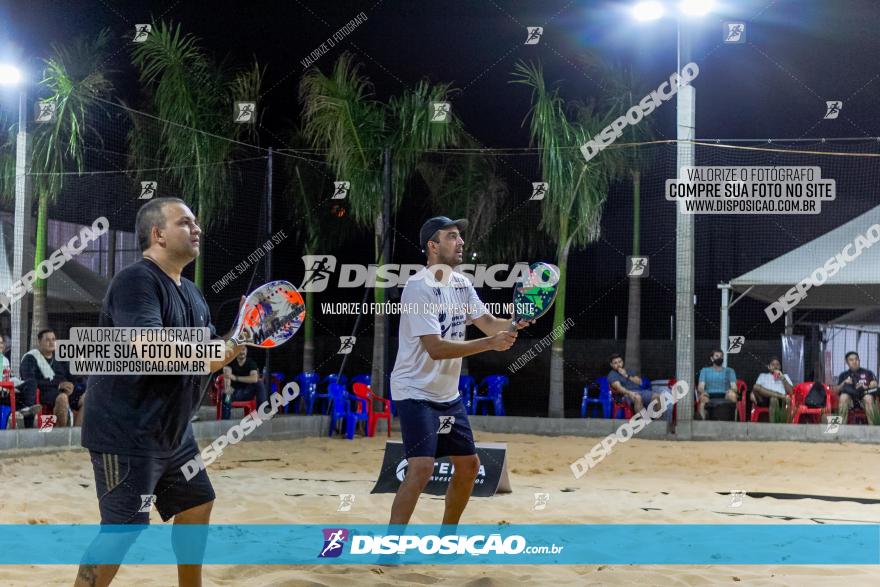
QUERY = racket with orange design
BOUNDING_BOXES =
[229,280,306,348]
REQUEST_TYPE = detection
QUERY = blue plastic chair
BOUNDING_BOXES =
[581,381,612,418]
[459,375,477,413]
[327,383,369,439]
[293,372,320,414]
[473,375,507,416]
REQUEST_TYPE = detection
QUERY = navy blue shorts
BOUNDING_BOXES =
[89,436,215,524]
[395,397,476,459]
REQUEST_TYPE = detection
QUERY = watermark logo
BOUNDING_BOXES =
[211,229,289,294]
[729,490,745,508]
[581,62,699,162]
[431,102,451,123]
[533,493,550,510]
[765,223,880,322]
[139,494,156,513]
[530,182,548,201]
[723,22,745,43]
[181,383,299,480]
[727,336,745,354]
[234,101,256,123]
[337,494,355,512]
[437,415,455,434]
[139,181,157,200]
[508,317,574,374]
[571,381,690,478]
[524,27,543,45]
[824,101,842,119]
[133,24,151,42]
[1,216,109,313]
[331,181,349,200]
[298,259,560,291]
[38,415,56,432]
[301,11,367,68]
[825,414,842,434]
[35,100,56,123]
[627,256,649,278]
[300,255,338,292]
[318,528,349,558]
[337,336,355,355]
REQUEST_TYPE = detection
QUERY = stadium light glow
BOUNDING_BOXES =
[678,0,715,17]
[0,64,22,86]
[631,1,665,21]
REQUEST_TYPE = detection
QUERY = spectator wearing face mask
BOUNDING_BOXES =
[697,349,738,420]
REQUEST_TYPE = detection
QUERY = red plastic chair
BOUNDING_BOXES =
[790,382,831,424]
[735,380,747,421]
[352,382,392,437]
[213,375,257,420]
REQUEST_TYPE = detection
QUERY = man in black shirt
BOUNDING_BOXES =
[20,328,82,427]
[76,198,245,587]
[221,346,267,419]
[835,350,878,423]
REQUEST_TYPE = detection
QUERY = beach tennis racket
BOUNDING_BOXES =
[229,280,306,348]
[508,262,560,332]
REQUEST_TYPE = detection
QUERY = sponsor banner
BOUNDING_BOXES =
[0,524,875,564]
[370,440,511,497]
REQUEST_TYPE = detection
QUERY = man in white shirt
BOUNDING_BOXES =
[750,356,794,412]
[389,216,528,527]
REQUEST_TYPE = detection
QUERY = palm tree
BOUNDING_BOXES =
[511,61,619,417]
[28,29,115,334]
[131,21,263,289]
[299,53,459,397]
[597,61,658,376]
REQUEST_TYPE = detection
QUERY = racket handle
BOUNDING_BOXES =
[507,320,518,332]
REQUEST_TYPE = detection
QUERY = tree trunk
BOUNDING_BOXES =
[303,288,315,373]
[624,170,642,374]
[31,193,49,338]
[371,213,386,397]
[548,238,570,418]
[107,229,117,278]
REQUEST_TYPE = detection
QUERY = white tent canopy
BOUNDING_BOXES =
[729,205,880,309]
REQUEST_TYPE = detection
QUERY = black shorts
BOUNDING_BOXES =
[395,397,476,459]
[840,387,877,409]
[89,436,215,524]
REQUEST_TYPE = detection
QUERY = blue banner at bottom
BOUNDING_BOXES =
[0,524,877,565]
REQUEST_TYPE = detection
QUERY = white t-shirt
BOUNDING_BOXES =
[755,372,792,395]
[390,268,488,402]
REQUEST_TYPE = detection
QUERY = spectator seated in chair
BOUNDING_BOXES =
[221,346,268,419]
[697,349,738,421]
[834,350,878,424]
[607,353,658,415]
[751,356,793,413]
[20,328,84,427]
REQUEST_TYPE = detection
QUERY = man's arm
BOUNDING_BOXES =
[230,368,260,385]
[472,314,531,336]
[420,331,515,361]
[18,355,37,400]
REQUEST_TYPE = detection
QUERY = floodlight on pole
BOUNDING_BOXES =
[631,1,665,22]
[678,0,715,17]
[0,64,22,86]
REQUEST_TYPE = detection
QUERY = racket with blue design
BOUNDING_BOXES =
[508,262,560,331]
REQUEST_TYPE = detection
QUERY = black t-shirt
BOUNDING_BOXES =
[81,259,218,458]
[229,357,259,389]
[19,353,73,403]
[837,368,876,392]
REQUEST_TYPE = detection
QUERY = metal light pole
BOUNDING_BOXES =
[675,18,696,425]
[0,65,35,373]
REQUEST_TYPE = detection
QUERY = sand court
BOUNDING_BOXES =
[0,431,878,585]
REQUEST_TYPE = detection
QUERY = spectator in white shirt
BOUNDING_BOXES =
[751,357,794,412]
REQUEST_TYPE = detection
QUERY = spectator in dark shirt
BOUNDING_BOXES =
[20,328,83,427]
[607,353,658,413]
[835,351,877,423]
[221,346,267,418]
